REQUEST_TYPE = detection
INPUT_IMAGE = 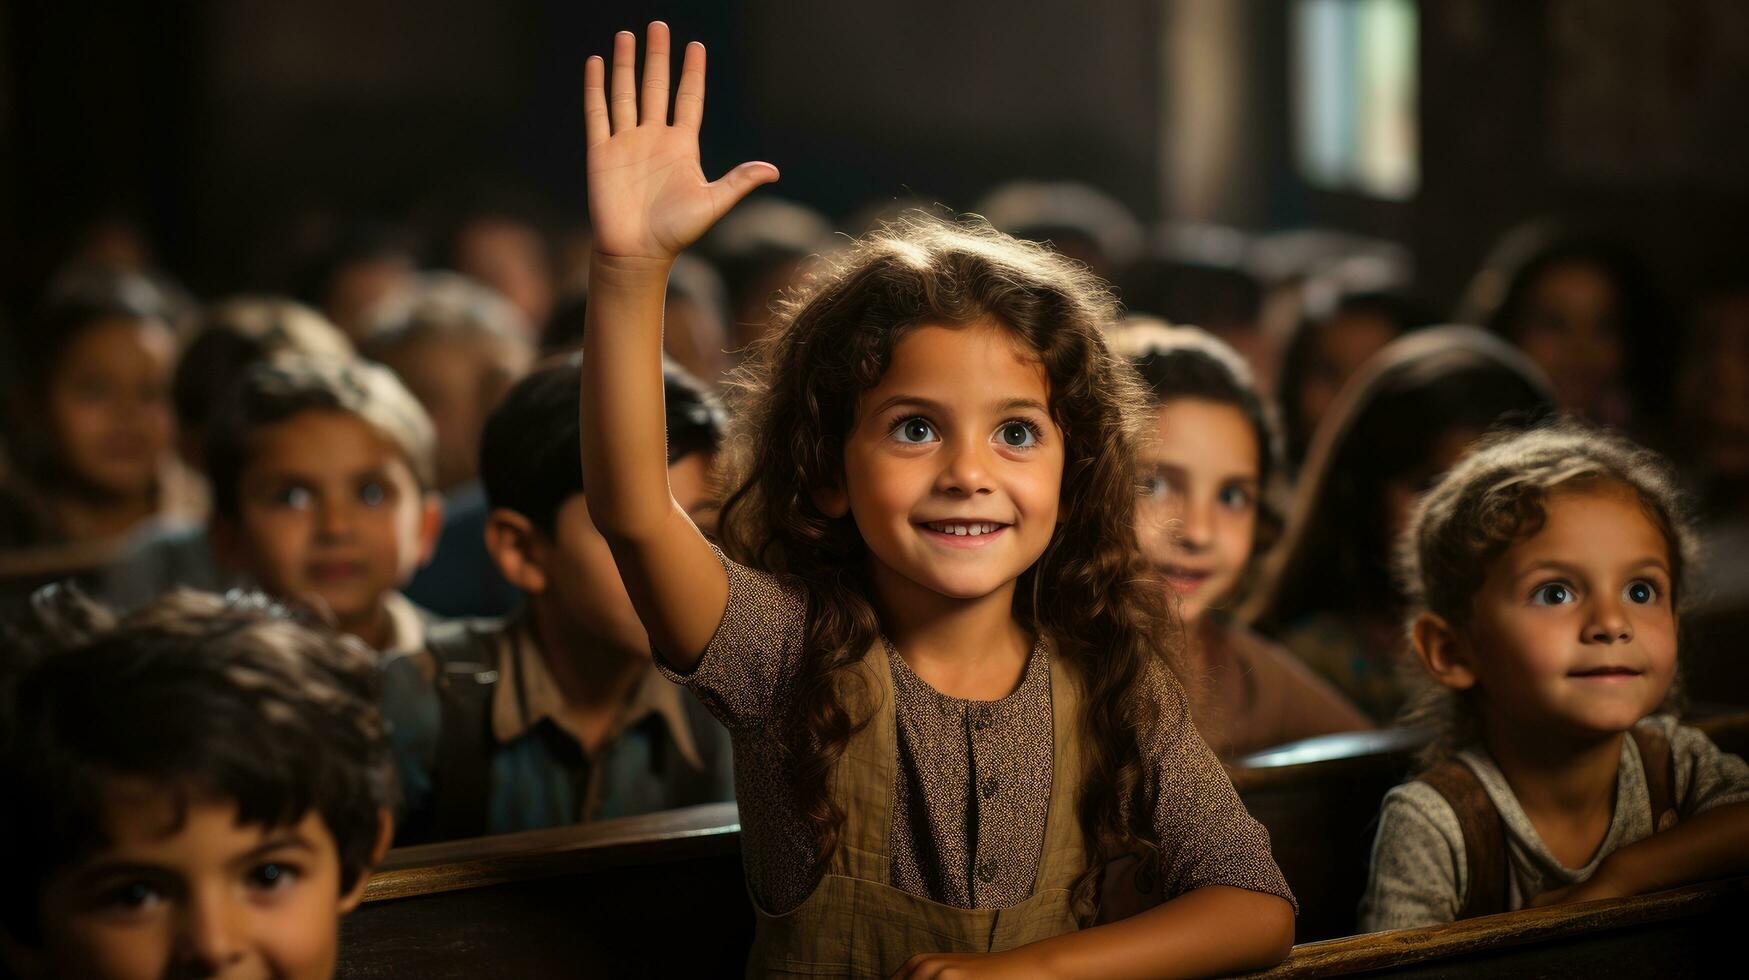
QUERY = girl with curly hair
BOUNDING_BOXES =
[577,24,1294,979]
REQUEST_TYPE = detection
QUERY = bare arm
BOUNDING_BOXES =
[1532,801,1749,908]
[579,24,777,670]
[894,886,1294,980]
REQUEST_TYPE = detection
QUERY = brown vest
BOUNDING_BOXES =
[1417,726,1680,920]
[744,642,1086,977]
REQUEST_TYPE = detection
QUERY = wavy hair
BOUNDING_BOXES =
[718,213,1180,916]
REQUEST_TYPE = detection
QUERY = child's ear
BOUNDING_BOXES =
[1411,612,1477,691]
[484,509,549,593]
[415,492,445,566]
[337,808,396,916]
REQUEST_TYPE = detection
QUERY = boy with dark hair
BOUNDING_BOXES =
[383,355,733,843]
[206,354,444,655]
[0,587,396,979]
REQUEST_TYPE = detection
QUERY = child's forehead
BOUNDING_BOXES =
[865,318,1052,407]
[84,777,327,862]
[245,408,420,478]
[1502,480,1671,566]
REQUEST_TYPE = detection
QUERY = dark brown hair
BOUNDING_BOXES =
[0,587,395,944]
[1396,420,1696,763]
[717,213,1180,917]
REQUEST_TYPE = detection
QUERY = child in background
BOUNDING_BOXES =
[0,588,395,980]
[580,25,1293,977]
[1114,322,1370,759]
[362,273,532,618]
[1246,327,1556,722]
[1360,423,1749,931]
[102,297,354,609]
[206,355,443,655]
[383,356,734,843]
[0,274,191,555]
[359,272,534,496]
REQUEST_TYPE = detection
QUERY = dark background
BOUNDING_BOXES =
[5,0,1747,316]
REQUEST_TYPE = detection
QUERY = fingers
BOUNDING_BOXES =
[609,30,637,132]
[640,21,672,125]
[672,41,707,131]
[583,56,609,147]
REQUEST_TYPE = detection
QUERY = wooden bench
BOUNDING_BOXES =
[338,714,1749,976]
[1240,876,1746,978]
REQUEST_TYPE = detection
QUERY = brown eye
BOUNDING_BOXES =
[998,422,1037,448]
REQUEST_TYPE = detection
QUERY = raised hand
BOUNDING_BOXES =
[584,23,778,264]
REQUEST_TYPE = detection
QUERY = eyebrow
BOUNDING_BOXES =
[1145,461,1258,484]
[68,833,316,887]
[865,394,1051,418]
[1515,557,1671,580]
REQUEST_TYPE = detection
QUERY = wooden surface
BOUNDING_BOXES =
[1240,876,1746,978]
[340,716,1749,976]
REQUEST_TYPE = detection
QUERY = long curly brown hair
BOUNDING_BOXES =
[718,213,1181,916]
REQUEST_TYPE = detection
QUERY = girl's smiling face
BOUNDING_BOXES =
[1459,481,1678,741]
[825,318,1064,606]
[1138,398,1260,623]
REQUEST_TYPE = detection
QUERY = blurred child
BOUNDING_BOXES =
[383,356,734,843]
[206,355,443,655]
[0,275,191,556]
[701,195,833,352]
[360,272,534,495]
[1246,327,1556,722]
[360,274,532,618]
[1115,322,1370,759]
[102,298,354,609]
[1360,424,1749,931]
[579,25,1292,976]
[1275,287,1428,472]
[0,587,395,980]
[1462,224,1671,435]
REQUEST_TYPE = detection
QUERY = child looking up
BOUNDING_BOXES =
[1114,323,1370,760]
[382,356,735,843]
[1360,423,1749,932]
[579,25,1293,977]
[0,588,395,980]
[206,355,443,655]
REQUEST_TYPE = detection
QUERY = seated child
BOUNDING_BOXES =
[381,356,735,843]
[102,297,355,610]
[1114,322,1371,759]
[1360,422,1749,931]
[0,273,193,557]
[205,355,444,655]
[0,587,395,980]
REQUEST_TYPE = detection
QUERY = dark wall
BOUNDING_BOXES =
[4,1,1745,315]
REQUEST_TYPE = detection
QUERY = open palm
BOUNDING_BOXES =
[584,24,777,262]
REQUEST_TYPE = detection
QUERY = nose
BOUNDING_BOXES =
[315,496,356,542]
[935,435,994,498]
[1172,494,1213,553]
[176,889,247,975]
[1583,596,1634,644]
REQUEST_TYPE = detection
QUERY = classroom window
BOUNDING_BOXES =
[1292,0,1419,200]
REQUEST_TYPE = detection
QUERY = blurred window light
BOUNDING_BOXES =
[1293,0,1419,200]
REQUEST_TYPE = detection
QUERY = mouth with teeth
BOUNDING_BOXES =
[918,519,1011,545]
